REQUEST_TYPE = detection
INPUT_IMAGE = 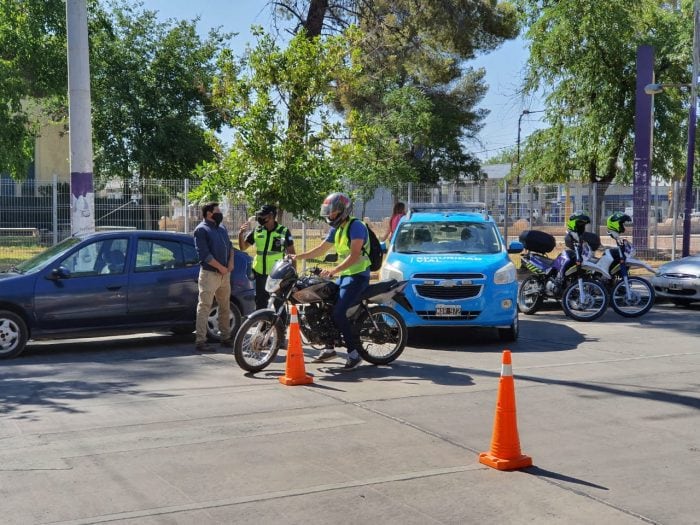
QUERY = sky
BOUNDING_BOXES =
[140,0,545,162]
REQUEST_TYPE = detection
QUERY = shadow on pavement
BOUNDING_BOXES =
[525,466,609,491]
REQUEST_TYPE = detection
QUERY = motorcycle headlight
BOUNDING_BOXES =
[265,277,283,293]
[380,263,404,281]
[494,262,516,285]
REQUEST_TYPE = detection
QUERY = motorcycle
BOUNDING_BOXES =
[517,230,610,322]
[233,255,410,373]
[585,234,655,317]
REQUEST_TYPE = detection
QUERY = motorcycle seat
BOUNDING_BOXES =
[359,279,398,301]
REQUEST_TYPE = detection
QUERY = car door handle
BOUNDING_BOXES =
[106,285,122,291]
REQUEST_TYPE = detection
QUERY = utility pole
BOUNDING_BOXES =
[66,0,95,235]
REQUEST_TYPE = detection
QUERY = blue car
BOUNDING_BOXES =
[0,230,255,358]
[379,205,524,340]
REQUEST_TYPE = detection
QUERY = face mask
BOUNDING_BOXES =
[257,216,270,226]
[212,212,223,225]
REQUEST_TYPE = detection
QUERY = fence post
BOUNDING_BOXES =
[301,220,307,274]
[672,180,679,260]
[592,182,598,236]
[503,180,509,244]
[653,178,658,253]
[52,174,58,246]
[184,179,189,234]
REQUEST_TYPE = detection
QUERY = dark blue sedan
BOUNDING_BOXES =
[0,230,256,358]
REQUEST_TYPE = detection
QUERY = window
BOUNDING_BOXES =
[183,242,200,267]
[61,238,128,277]
[135,239,184,272]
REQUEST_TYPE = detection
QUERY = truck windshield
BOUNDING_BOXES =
[393,222,501,254]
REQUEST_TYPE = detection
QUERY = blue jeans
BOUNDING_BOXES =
[332,273,370,353]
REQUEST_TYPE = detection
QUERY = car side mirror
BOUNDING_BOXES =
[323,253,338,263]
[48,266,71,280]
[507,241,524,254]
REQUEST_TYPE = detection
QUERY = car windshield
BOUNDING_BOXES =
[393,221,502,254]
[12,237,82,274]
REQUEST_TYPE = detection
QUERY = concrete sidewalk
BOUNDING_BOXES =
[1,303,699,524]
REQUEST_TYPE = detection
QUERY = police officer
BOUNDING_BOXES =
[238,204,295,310]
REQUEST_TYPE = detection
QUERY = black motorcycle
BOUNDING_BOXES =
[233,255,410,373]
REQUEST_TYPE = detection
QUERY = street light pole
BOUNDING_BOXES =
[682,0,700,257]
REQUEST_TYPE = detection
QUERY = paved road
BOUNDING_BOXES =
[1,302,699,524]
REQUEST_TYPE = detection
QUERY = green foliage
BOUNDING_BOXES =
[0,0,67,178]
[334,1,519,184]
[516,0,690,185]
[193,30,349,217]
[89,1,229,180]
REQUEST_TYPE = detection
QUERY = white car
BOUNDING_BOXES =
[651,255,700,306]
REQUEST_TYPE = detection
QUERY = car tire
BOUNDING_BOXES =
[670,298,693,307]
[207,301,242,341]
[0,310,28,359]
[498,314,519,343]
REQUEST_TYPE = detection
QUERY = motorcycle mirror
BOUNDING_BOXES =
[323,253,338,263]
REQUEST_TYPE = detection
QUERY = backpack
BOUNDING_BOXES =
[348,218,384,272]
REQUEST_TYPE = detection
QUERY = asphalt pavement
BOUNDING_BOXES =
[1,302,699,524]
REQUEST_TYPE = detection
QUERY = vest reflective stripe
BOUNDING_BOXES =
[334,217,370,276]
[253,224,288,275]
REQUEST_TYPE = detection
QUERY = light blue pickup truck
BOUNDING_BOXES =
[379,204,524,341]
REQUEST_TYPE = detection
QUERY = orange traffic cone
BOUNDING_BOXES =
[279,305,313,386]
[478,350,532,470]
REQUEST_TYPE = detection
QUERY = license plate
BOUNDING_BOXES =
[668,282,682,290]
[436,304,461,316]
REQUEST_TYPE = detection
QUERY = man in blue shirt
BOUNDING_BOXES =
[193,202,234,352]
[293,192,369,370]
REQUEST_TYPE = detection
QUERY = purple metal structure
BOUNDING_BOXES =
[633,45,654,251]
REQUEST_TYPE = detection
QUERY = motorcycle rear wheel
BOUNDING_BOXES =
[356,305,407,365]
[610,277,655,317]
[517,276,544,315]
[561,278,609,322]
[233,310,284,373]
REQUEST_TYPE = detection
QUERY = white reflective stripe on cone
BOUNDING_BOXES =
[501,364,513,377]
[290,314,298,324]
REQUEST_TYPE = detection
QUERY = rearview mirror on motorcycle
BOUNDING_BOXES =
[323,253,339,263]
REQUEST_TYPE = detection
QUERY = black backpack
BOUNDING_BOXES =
[348,218,384,271]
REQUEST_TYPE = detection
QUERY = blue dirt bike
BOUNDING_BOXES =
[517,230,610,322]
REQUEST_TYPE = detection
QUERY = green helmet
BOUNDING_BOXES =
[566,212,590,234]
[607,212,631,234]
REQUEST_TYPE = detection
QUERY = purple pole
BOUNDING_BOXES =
[682,0,699,258]
[633,46,654,252]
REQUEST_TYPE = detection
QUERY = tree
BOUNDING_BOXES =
[271,0,519,184]
[0,0,67,178]
[192,29,351,217]
[89,2,229,181]
[516,0,691,223]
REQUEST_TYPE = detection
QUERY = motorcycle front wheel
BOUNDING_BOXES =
[233,310,284,373]
[610,276,655,317]
[561,278,609,322]
[356,305,407,365]
[517,276,544,315]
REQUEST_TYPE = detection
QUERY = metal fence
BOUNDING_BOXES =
[1,176,698,268]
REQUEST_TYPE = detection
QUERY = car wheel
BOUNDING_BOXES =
[670,298,693,307]
[207,301,242,341]
[0,310,28,359]
[498,314,519,343]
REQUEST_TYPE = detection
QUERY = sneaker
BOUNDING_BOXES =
[312,348,337,363]
[341,354,362,370]
[195,343,216,353]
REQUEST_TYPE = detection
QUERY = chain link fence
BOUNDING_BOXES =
[1,176,698,268]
